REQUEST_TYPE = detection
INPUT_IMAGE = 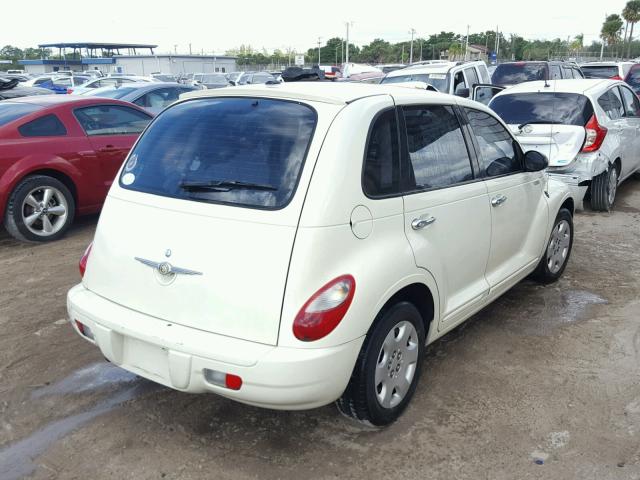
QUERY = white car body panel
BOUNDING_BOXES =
[68,83,573,409]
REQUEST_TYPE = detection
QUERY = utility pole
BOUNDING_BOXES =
[174,44,178,55]
[601,13,607,60]
[345,21,353,65]
[465,25,470,61]
[401,43,405,63]
[420,41,423,61]
[341,39,344,64]
[495,26,500,61]
[317,37,322,65]
[432,44,435,60]
[409,28,416,64]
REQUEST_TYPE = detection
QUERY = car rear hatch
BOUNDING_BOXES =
[490,91,593,166]
[83,95,328,346]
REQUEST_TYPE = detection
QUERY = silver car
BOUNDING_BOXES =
[85,82,199,115]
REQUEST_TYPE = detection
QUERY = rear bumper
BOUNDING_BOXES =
[547,173,588,211]
[67,284,363,410]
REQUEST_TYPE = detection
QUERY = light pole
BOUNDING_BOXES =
[345,21,353,65]
[317,37,322,65]
[465,25,470,61]
[409,28,416,64]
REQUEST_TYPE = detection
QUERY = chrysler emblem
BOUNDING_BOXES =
[134,257,203,276]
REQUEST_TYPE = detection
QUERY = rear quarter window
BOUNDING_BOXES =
[18,114,67,137]
[119,97,317,210]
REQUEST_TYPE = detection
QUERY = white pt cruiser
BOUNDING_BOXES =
[68,83,575,426]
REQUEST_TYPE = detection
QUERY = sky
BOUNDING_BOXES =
[3,0,630,55]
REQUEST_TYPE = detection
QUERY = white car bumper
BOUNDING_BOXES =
[67,284,363,410]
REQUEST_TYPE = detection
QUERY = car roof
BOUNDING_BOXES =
[493,79,620,97]
[180,82,490,110]
[580,61,634,66]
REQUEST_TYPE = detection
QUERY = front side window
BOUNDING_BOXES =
[403,105,473,190]
[120,98,317,209]
[453,71,467,94]
[18,114,67,137]
[74,105,151,136]
[619,86,640,117]
[363,109,400,197]
[598,88,625,120]
[465,108,521,177]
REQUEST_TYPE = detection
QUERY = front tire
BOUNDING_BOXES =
[336,302,425,426]
[531,208,573,284]
[591,164,618,211]
[4,175,75,243]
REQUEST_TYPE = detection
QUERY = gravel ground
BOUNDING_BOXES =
[1,181,639,480]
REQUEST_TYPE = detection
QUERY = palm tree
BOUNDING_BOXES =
[448,43,463,61]
[601,14,624,57]
[623,1,640,58]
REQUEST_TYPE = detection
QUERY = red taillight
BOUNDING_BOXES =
[225,374,243,390]
[610,75,623,81]
[66,88,73,94]
[79,242,93,278]
[293,275,356,341]
[581,114,607,153]
[75,320,85,335]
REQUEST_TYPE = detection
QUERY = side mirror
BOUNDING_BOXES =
[524,150,549,172]
[455,87,470,98]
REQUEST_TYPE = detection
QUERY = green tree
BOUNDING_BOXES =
[623,1,640,57]
[601,14,624,56]
[359,38,392,63]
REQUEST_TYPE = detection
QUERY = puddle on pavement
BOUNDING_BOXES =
[31,361,138,398]
[496,288,607,336]
[1,362,158,480]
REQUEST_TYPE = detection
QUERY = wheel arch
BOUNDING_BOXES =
[21,169,79,208]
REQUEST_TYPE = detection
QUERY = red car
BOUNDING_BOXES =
[0,95,152,242]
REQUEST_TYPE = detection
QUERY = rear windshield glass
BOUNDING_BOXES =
[490,93,594,126]
[381,73,448,92]
[0,103,42,127]
[120,97,317,209]
[581,66,619,79]
[492,63,547,85]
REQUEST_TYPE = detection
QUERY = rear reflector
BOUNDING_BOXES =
[203,369,243,390]
[75,320,94,340]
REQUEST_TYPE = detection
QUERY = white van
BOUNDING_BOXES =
[68,83,574,425]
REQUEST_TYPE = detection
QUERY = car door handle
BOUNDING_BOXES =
[99,145,117,152]
[411,215,436,230]
[491,194,508,207]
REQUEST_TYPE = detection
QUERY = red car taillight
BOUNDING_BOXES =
[66,88,73,94]
[293,275,355,341]
[79,242,93,278]
[581,114,607,153]
[610,75,623,81]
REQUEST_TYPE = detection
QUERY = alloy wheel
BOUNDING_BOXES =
[546,219,571,274]
[21,186,69,237]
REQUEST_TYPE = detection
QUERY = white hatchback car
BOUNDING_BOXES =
[489,79,640,211]
[68,83,574,426]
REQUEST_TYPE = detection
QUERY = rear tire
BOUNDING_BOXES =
[4,175,75,243]
[591,164,618,212]
[531,208,573,284]
[336,302,425,427]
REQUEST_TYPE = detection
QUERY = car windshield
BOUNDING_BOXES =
[200,75,227,84]
[490,92,594,126]
[0,103,42,126]
[581,65,619,79]
[492,63,547,85]
[120,97,317,209]
[86,87,138,99]
[380,73,448,92]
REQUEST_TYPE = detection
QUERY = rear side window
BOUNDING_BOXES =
[0,103,42,127]
[550,65,562,79]
[561,66,574,79]
[402,105,473,190]
[490,93,594,126]
[363,109,400,197]
[120,98,317,210]
[465,108,521,177]
[464,67,480,87]
[18,114,67,137]
[573,68,584,78]
[598,89,625,120]
[492,63,547,85]
[618,86,640,117]
[74,105,151,136]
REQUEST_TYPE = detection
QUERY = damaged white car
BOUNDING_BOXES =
[489,79,640,211]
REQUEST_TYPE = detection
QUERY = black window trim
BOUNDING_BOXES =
[460,106,525,180]
[118,96,318,212]
[72,103,153,137]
